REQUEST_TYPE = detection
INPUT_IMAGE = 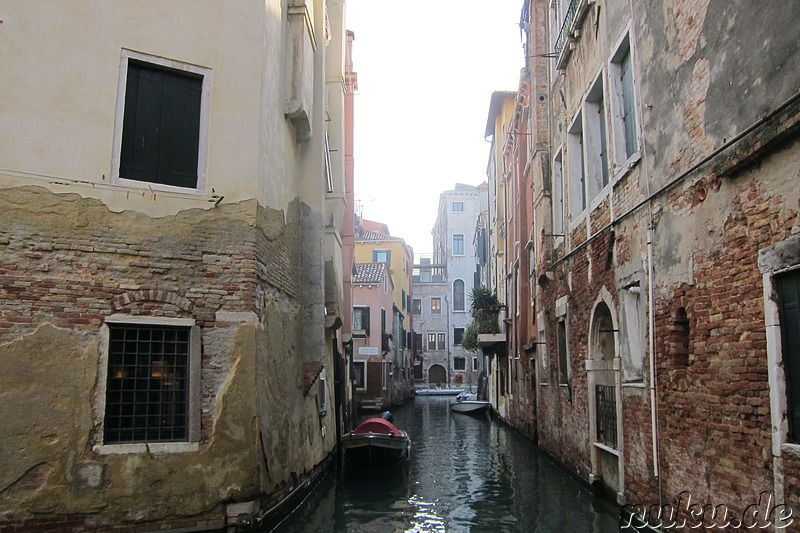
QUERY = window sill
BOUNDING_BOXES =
[611,151,642,183]
[780,443,800,459]
[94,442,200,455]
[593,442,620,456]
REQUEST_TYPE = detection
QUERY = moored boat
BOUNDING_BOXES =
[450,391,491,415]
[341,412,411,466]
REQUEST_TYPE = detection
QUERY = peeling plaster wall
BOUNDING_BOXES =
[0,186,334,527]
[528,0,800,515]
[0,0,344,527]
[636,0,800,185]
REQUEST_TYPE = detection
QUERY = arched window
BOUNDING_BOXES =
[453,280,465,311]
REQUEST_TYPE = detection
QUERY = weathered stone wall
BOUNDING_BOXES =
[0,186,329,529]
[529,0,800,520]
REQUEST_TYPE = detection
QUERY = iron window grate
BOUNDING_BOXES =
[596,384,618,449]
[104,324,190,444]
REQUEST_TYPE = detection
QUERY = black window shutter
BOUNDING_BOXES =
[158,72,202,188]
[120,64,162,183]
[120,61,201,189]
[363,307,370,337]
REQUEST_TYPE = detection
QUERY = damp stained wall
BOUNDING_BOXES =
[0,0,343,528]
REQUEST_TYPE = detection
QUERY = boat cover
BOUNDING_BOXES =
[353,417,404,437]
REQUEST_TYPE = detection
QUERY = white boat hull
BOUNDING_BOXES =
[450,400,491,415]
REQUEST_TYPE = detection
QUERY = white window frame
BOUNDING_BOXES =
[552,147,565,238]
[452,201,464,212]
[431,297,442,314]
[584,72,611,209]
[453,279,466,311]
[353,360,366,391]
[567,110,586,224]
[453,234,465,256]
[94,315,201,455]
[608,29,642,177]
[111,49,212,195]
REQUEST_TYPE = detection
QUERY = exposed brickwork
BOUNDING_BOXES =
[0,188,309,529]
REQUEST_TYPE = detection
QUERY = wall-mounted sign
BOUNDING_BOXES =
[358,346,379,356]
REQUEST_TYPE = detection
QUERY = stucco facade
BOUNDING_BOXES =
[0,1,350,530]
[353,223,415,405]
[351,263,396,411]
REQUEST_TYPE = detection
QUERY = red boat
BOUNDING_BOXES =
[341,412,411,466]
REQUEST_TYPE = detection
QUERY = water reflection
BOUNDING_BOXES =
[271,396,622,532]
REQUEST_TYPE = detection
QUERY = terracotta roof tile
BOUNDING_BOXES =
[354,262,385,284]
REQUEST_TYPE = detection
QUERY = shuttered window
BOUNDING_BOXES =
[620,49,638,158]
[120,61,202,189]
[777,271,800,442]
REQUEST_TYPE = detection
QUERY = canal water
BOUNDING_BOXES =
[270,395,624,532]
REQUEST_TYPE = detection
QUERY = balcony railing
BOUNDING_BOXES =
[553,0,579,59]
[553,0,593,71]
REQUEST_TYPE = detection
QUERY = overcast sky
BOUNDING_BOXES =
[345,1,525,255]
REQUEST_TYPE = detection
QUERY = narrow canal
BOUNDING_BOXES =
[270,396,625,532]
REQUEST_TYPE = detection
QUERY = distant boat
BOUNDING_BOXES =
[415,388,464,396]
[450,391,491,415]
[341,412,411,466]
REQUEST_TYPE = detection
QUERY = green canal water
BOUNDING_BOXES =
[270,395,626,532]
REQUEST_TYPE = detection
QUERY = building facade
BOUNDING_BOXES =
[485,0,800,524]
[351,263,397,411]
[415,184,486,389]
[0,1,351,530]
[353,221,415,405]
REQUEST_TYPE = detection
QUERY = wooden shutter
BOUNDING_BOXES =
[620,49,637,158]
[778,271,800,442]
[120,61,201,188]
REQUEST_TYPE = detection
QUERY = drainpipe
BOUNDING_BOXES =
[647,223,659,480]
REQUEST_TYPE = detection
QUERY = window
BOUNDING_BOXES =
[453,327,464,345]
[552,148,564,238]
[324,132,334,193]
[585,76,610,199]
[549,0,565,68]
[412,299,422,315]
[567,111,586,220]
[453,234,465,256]
[373,249,391,266]
[402,289,406,309]
[103,319,200,444]
[317,368,327,413]
[453,280,465,311]
[352,361,366,390]
[473,357,479,371]
[427,333,446,351]
[777,270,800,442]
[115,52,210,191]
[431,297,442,314]
[610,34,639,163]
[557,318,570,385]
[353,306,370,336]
[454,357,466,371]
[452,201,464,212]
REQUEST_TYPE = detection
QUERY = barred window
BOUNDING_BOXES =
[104,324,191,444]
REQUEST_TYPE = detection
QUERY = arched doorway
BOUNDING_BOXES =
[587,299,623,501]
[428,364,447,387]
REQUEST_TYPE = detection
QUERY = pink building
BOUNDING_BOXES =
[351,262,396,411]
